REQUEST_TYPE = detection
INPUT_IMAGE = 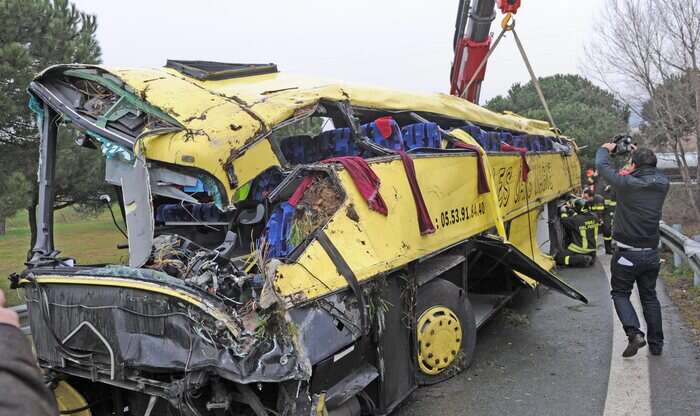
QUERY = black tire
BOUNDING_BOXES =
[414,279,476,386]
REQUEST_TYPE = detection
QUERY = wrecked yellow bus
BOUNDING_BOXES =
[16,61,585,416]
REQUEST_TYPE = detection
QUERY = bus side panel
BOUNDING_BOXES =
[376,274,415,413]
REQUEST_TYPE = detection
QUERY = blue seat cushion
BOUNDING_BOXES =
[316,127,361,158]
[500,132,513,146]
[361,117,404,151]
[401,122,442,150]
[512,134,528,149]
[251,169,284,201]
[543,136,555,151]
[280,135,312,164]
[485,132,502,151]
[264,202,296,258]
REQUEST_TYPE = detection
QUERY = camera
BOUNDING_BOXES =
[611,134,635,156]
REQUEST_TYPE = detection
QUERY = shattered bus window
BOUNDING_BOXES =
[20,62,585,416]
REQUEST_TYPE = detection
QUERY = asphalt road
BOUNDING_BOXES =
[395,257,700,416]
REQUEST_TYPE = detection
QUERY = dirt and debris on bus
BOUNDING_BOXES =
[15,61,585,416]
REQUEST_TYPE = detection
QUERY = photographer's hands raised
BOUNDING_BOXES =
[602,143,617,152]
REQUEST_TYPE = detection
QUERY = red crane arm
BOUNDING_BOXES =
[450,0,522,103]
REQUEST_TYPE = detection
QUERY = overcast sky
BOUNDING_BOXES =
[71,0,606,103]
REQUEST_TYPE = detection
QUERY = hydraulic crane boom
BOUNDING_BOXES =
[450,0,521,103]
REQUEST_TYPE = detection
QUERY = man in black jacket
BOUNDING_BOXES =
[0,289,58,415]
[596,145,669,357]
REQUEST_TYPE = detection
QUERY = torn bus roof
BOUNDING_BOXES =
[30,63,566,207]
[24,58,588,415]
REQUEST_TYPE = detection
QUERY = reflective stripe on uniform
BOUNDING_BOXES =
[568,243,595,254]
[579,226,590,251]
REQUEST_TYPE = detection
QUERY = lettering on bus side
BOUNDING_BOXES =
[514,160,554,204]
[496,166,513,208]
[433,200,487,230]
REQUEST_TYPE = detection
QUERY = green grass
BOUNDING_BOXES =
[0,207,125,306]
[660,255,700,345]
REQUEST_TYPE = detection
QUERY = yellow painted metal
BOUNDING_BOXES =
[22,275,241,337]
[54,381,91,416]
[25,275,204,305]
[508,207,555,287]
[451,129,506,237]
[33,64,581,306]
[314,393,329,416]
[37,65,569,205]
[274,150,580,301]
[416,306,462,375]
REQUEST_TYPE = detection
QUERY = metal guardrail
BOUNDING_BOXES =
[10,303,30,335]
[659,221,700,286]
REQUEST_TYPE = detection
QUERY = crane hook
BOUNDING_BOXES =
[501,12,516,31]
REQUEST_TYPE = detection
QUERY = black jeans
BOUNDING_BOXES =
[610,249,664,348]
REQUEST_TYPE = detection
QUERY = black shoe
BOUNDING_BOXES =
[622,334,647,357]
[650,346,663,356]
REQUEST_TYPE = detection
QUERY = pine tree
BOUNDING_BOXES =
[486,74,630,169]
[0,0,102,241]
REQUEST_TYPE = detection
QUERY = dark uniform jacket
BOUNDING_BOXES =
[0,324,58,415]
[595,148,669,249]
[561,211,599,254]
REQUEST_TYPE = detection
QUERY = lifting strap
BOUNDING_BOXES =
[462,13,560,264]
[462,13,559,133]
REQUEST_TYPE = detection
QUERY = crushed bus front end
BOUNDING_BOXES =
[17,61,585,416]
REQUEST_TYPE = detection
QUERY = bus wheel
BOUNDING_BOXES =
[415,279,476,385]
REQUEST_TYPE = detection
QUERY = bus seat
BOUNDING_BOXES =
[265,202,296,258]
[485,132,502,151]
[251,169,284,201]
[500,132,513,146]
[280,135,310,165]
[458,125,488,150]
[316,127,360,158]
[512,134,528,149]
[543,136,555,151]
[401,122,442,150]
[361,117,404,151]
[156,202,227,224]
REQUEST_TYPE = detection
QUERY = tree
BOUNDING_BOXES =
[641,73,696,151]
[0,169,31,235]
[585,0,700,220]
[486,74,630,167]
[0,0,103,239]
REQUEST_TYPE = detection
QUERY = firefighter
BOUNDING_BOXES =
[591,194,605,214]
[554,199,598,267]
[601,185,616,254]
[585,168,598,192]
[567,198,600,258]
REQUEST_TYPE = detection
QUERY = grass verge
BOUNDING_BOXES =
[0,208,125,307]
[660,255,700,348]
